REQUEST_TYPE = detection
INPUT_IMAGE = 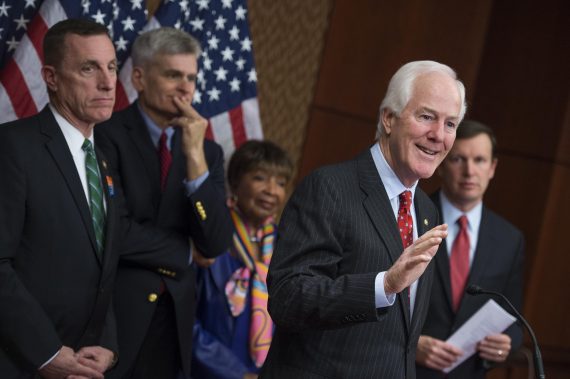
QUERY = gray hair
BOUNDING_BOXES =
[131,27,202,68]
[376,60,467,138]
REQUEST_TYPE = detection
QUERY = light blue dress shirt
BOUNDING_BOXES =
[370,143,420,315]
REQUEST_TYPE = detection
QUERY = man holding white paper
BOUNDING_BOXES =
[416,120,525,379]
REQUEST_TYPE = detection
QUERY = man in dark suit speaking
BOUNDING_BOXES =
[0,20,188,378]
[416,120,524,379]
[260,61,466,379]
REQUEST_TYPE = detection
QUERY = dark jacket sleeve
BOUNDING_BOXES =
[96,133,190,276]
[185,140,233,259]
[267,169,379,332]
[502,231,525,350]
[0,132,62,370]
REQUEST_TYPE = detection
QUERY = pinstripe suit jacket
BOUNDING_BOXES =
[261,149,439,379]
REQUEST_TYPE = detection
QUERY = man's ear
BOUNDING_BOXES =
[41,66,57,92]
[131,67,144,92]
[381,108,394,136]
[489,157,498,180]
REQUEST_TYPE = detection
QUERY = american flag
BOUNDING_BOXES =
[0,0,262,159]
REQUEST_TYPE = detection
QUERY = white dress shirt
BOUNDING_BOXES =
[370,143,420,315]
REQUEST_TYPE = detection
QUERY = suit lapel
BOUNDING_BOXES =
[431,193,454,312]
[123,104,162,206]
[410,190,437,333]
[357,150,411,330]
[96,150,117,273]
[40,107,101,264]
[466,207,494,288]
[157,128,186,222]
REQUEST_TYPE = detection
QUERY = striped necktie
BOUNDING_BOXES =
[82,139,106,254]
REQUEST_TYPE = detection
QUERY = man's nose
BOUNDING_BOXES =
[98,69,116,91]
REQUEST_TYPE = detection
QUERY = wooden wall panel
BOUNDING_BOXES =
[471,0,570,162]
[467,1,570,375]
[313,0,493,122]
[297,108,376,179]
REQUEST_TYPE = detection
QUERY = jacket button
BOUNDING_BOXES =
[148,293,158,303]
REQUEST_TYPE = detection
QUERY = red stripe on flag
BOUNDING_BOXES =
[27,15,49,64]
[205,120,214,141]
[114,82,129,111]
[0,59,37,118]
[229,105,247,148]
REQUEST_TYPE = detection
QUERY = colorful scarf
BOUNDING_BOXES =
[225,209,276,368]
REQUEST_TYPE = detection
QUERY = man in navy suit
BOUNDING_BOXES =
[0,19,188,379]
[261,61,467,379]
[96,27,233,379]
[416,120,524,379]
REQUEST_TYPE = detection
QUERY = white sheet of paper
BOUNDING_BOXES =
[443,299,517,373]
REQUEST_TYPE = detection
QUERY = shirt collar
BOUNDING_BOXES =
[136,101,175,149]
[50,104,93,154]
[439,190,483,231]
[370,142,418,202]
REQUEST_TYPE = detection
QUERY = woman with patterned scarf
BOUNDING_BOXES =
[191,140,293,379]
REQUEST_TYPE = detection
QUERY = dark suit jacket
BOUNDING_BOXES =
[260,149,439,379]
[0,107,188,378]
[416,191,524,379]
[95,103,233,377]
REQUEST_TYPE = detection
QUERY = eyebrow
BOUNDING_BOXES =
[81,59,117,66]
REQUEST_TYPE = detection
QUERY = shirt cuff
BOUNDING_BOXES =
[38,348,61,370]
[375,271,396,308]
[184,171,209,195]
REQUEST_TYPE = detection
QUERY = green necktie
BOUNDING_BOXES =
[82,139,106,254]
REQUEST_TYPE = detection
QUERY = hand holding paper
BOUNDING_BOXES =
[443,299,516,373]
[477,333,512,362]
[416,335,463,371]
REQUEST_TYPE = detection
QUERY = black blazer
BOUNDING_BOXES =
[261,149,439,379]
[95,103,233,377]
[416,191,524,379]
[0,107,188,378]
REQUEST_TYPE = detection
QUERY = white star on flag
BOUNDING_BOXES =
[121,16,136,31]
[92,9,106,24]
[115,36,128,51]
[214,66,228,81]
[221,46,234,61]
[13,15,29,31]
[0,2,12,17]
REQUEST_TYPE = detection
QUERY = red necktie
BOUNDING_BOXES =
[158,131,172,192]
[398,191,413,308]
[398,191,413,249]
[450,215,470,312]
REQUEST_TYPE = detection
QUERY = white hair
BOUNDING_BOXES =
[376,60,467,138]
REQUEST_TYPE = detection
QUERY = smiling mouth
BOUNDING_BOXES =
[258,199,276,210]
[417,145,438,156]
